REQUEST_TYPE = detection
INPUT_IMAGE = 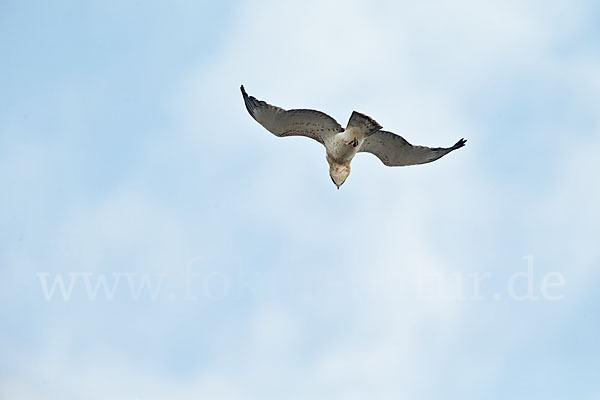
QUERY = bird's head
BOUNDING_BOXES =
[327,158,350,189]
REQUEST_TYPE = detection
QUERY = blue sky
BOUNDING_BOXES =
[1,0,600,399]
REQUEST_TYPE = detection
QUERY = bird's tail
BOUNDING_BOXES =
[346,111,382,136]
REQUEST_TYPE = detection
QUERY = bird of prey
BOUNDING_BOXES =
[241,85,466,189]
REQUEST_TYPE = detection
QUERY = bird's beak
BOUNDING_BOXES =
[331,175,340,189]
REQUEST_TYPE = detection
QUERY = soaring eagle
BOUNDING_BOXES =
[241,85,466,189]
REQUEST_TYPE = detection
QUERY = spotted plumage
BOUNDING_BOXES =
[241,85,466,189]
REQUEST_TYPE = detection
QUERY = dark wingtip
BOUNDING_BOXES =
[240,85,256,117]
[453,138,467,150]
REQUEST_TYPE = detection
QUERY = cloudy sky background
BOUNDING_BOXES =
[1,0,599,398]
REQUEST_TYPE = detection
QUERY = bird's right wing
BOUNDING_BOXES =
[359,130,466,167]
[241,85,344,144]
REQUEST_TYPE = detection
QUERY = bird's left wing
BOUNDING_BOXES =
[359,130,466,167]
[241,85,343,144]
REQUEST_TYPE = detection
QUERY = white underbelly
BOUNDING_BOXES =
[326,130,363,162]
